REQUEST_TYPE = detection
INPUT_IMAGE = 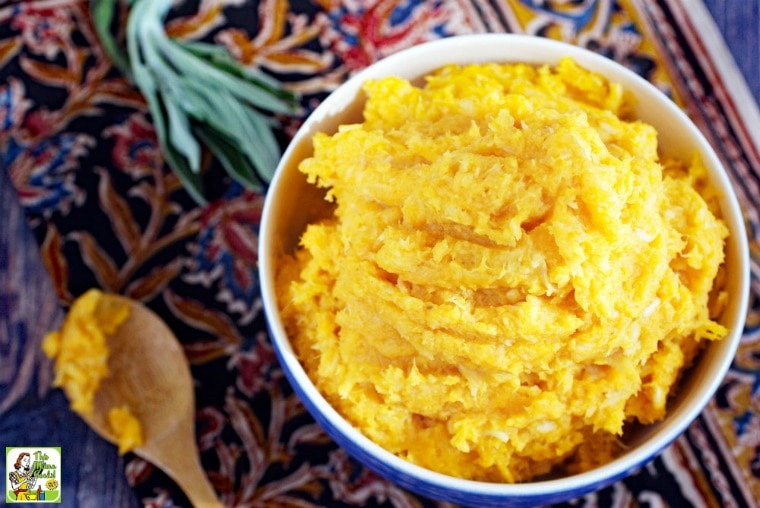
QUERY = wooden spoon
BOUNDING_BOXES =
[79,295,222,507]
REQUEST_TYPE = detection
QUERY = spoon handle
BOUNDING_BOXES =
[142,419,223,507]
[168,455,222,508]
[141,435,221,506]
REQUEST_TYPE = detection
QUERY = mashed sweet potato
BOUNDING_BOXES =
[108,405,144,455]
[42,289,129,415]
[43,289,144,454]
[275,57,729,482]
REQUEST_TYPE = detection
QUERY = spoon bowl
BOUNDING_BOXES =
[79,294,222,508]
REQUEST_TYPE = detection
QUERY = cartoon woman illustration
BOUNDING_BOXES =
[8,452,37,500]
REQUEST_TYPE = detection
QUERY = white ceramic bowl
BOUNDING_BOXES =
[258,34,749,507]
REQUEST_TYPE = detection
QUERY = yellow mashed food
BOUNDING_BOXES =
[43,289,144,454]
[43,289,128,415]
[276,58,729,482]
[108,405,145,455]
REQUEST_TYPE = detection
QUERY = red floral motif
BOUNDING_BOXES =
[317,448,416,506]
[319,0,458,72]
[185,189,265,324]
[11,6,75,59]
[104,113,163,180]
[230,331,281,397]
[124,457,153,488]
[197,406,228,453]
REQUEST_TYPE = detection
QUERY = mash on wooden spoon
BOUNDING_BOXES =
[276,58,728,482]
[43,289,145,455]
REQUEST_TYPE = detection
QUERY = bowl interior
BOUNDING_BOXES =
[259,34,749,499]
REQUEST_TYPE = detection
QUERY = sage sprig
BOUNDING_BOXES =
[91,0,300,204]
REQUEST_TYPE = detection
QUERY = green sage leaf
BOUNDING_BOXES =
[90,0,131,76]
[99,0,300,203]
[194,124,262,192]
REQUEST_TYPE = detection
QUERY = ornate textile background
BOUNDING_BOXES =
[1,0,758,506]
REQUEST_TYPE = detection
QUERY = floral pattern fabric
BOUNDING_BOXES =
[2,0,759,506]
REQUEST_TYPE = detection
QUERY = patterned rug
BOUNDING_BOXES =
[1,0,758,506]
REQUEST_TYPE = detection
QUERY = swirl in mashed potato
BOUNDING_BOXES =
[276,58,729,482]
